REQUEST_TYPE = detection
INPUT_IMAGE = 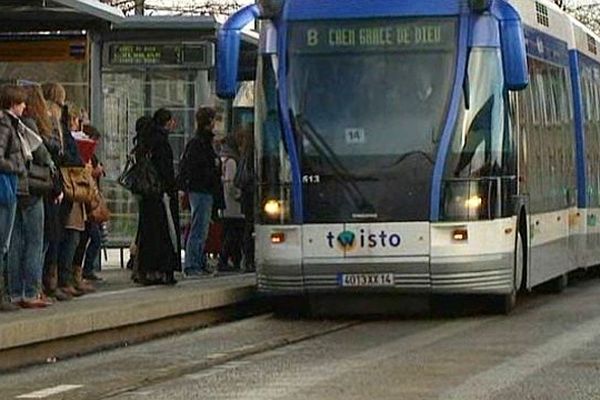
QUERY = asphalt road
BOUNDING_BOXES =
[3,274,600,400]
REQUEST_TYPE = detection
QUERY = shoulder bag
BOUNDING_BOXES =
[88,190,111,223]
[0,173,17,205]
[0,124,17,205]
[60,166,95,204]
[28,163,53,196]
[118,150,163,196]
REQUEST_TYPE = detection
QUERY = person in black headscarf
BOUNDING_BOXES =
[134,109,180,285]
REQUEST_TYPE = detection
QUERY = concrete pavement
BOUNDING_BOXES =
[0,269,259,371]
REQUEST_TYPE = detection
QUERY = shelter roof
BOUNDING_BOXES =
[0,0,124,32]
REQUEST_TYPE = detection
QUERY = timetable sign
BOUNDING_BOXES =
[108,43,214,68]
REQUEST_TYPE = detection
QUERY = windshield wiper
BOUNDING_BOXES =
[295,114,375,214]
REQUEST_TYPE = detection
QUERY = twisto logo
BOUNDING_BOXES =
[327,229,402,252]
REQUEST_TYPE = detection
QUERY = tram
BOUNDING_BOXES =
[216,0,600,313]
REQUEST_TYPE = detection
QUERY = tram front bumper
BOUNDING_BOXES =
[257,252,514,295]
[256,219,516,296]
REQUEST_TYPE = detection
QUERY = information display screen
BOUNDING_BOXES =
[289,18,456,54]
[107,43,213,67]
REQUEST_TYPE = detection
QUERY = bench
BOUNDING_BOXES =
[100,238,132,269]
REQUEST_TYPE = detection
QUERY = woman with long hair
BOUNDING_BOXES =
[41,83,91,299]
[6,85,56,308]
[135,109,179,285]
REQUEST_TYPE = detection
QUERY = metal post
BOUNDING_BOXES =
[134,0,145,15]
[89,30,104,133]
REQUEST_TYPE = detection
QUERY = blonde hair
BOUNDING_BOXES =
[23,85,53,138]
[65,102,81,120]
[42,82,66,106]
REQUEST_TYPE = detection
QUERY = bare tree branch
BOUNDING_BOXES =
[101,0,248,16]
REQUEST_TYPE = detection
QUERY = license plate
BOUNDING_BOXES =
[339,273,395,287]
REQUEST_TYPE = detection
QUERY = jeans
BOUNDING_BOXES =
[84,222,101,274]
[73,222,101,275]
[8,197,44,301]
[58,229,81,287]
[0,201,17,299]
[184,192,213,273]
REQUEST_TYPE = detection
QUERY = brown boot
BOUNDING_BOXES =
[53,288,73,301]
[60,285,84,297]
[73,265,95,294]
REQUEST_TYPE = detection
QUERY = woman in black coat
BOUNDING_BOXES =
[135,109,180,285]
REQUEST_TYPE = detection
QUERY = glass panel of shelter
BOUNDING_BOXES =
[101,69,224,239]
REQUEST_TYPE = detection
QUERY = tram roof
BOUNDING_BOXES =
[0,0,124,32]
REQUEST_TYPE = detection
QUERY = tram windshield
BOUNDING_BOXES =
[288,18,458,223]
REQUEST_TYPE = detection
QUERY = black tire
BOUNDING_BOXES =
[489,228,523,315]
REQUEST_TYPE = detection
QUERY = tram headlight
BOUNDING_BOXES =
[264,199,283,218]
[464,195,483,210]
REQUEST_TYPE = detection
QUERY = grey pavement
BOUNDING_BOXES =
[100,276,600,400]
[0,267,257,368]
[2,274,598,399]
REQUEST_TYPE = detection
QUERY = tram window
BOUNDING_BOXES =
[527,78,539,124]
[518,57,576,212]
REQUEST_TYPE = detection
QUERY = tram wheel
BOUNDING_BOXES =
[489,228,523,315]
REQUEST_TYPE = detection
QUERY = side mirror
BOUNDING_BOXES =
[494,0,528,91]
[217,4,260,99]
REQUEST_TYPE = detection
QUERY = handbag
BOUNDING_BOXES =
[28,163,53,196]
[118,152,163,196]
[60,166,94,204]
[88,190,111,223]
[0,173,17,205]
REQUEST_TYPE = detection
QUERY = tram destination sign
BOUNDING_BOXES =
[107,42,214,68]
[290,19,456,54]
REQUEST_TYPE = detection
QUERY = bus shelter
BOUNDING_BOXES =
[99,16,257,239]
[0,3,258,241]
[0,0,123,118]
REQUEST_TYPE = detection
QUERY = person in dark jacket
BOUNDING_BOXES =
[40,83,71,302]
[135,109,180,285]
[179,107,224,277]
[237,127,256,272]
[0,85,27,312]
[7,85,56,309]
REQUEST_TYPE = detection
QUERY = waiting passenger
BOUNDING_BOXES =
[178,107,224,277]
[135,109,179,285]
[218,134,244,272]
[6,85,56,309]
[0,86,28,312]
